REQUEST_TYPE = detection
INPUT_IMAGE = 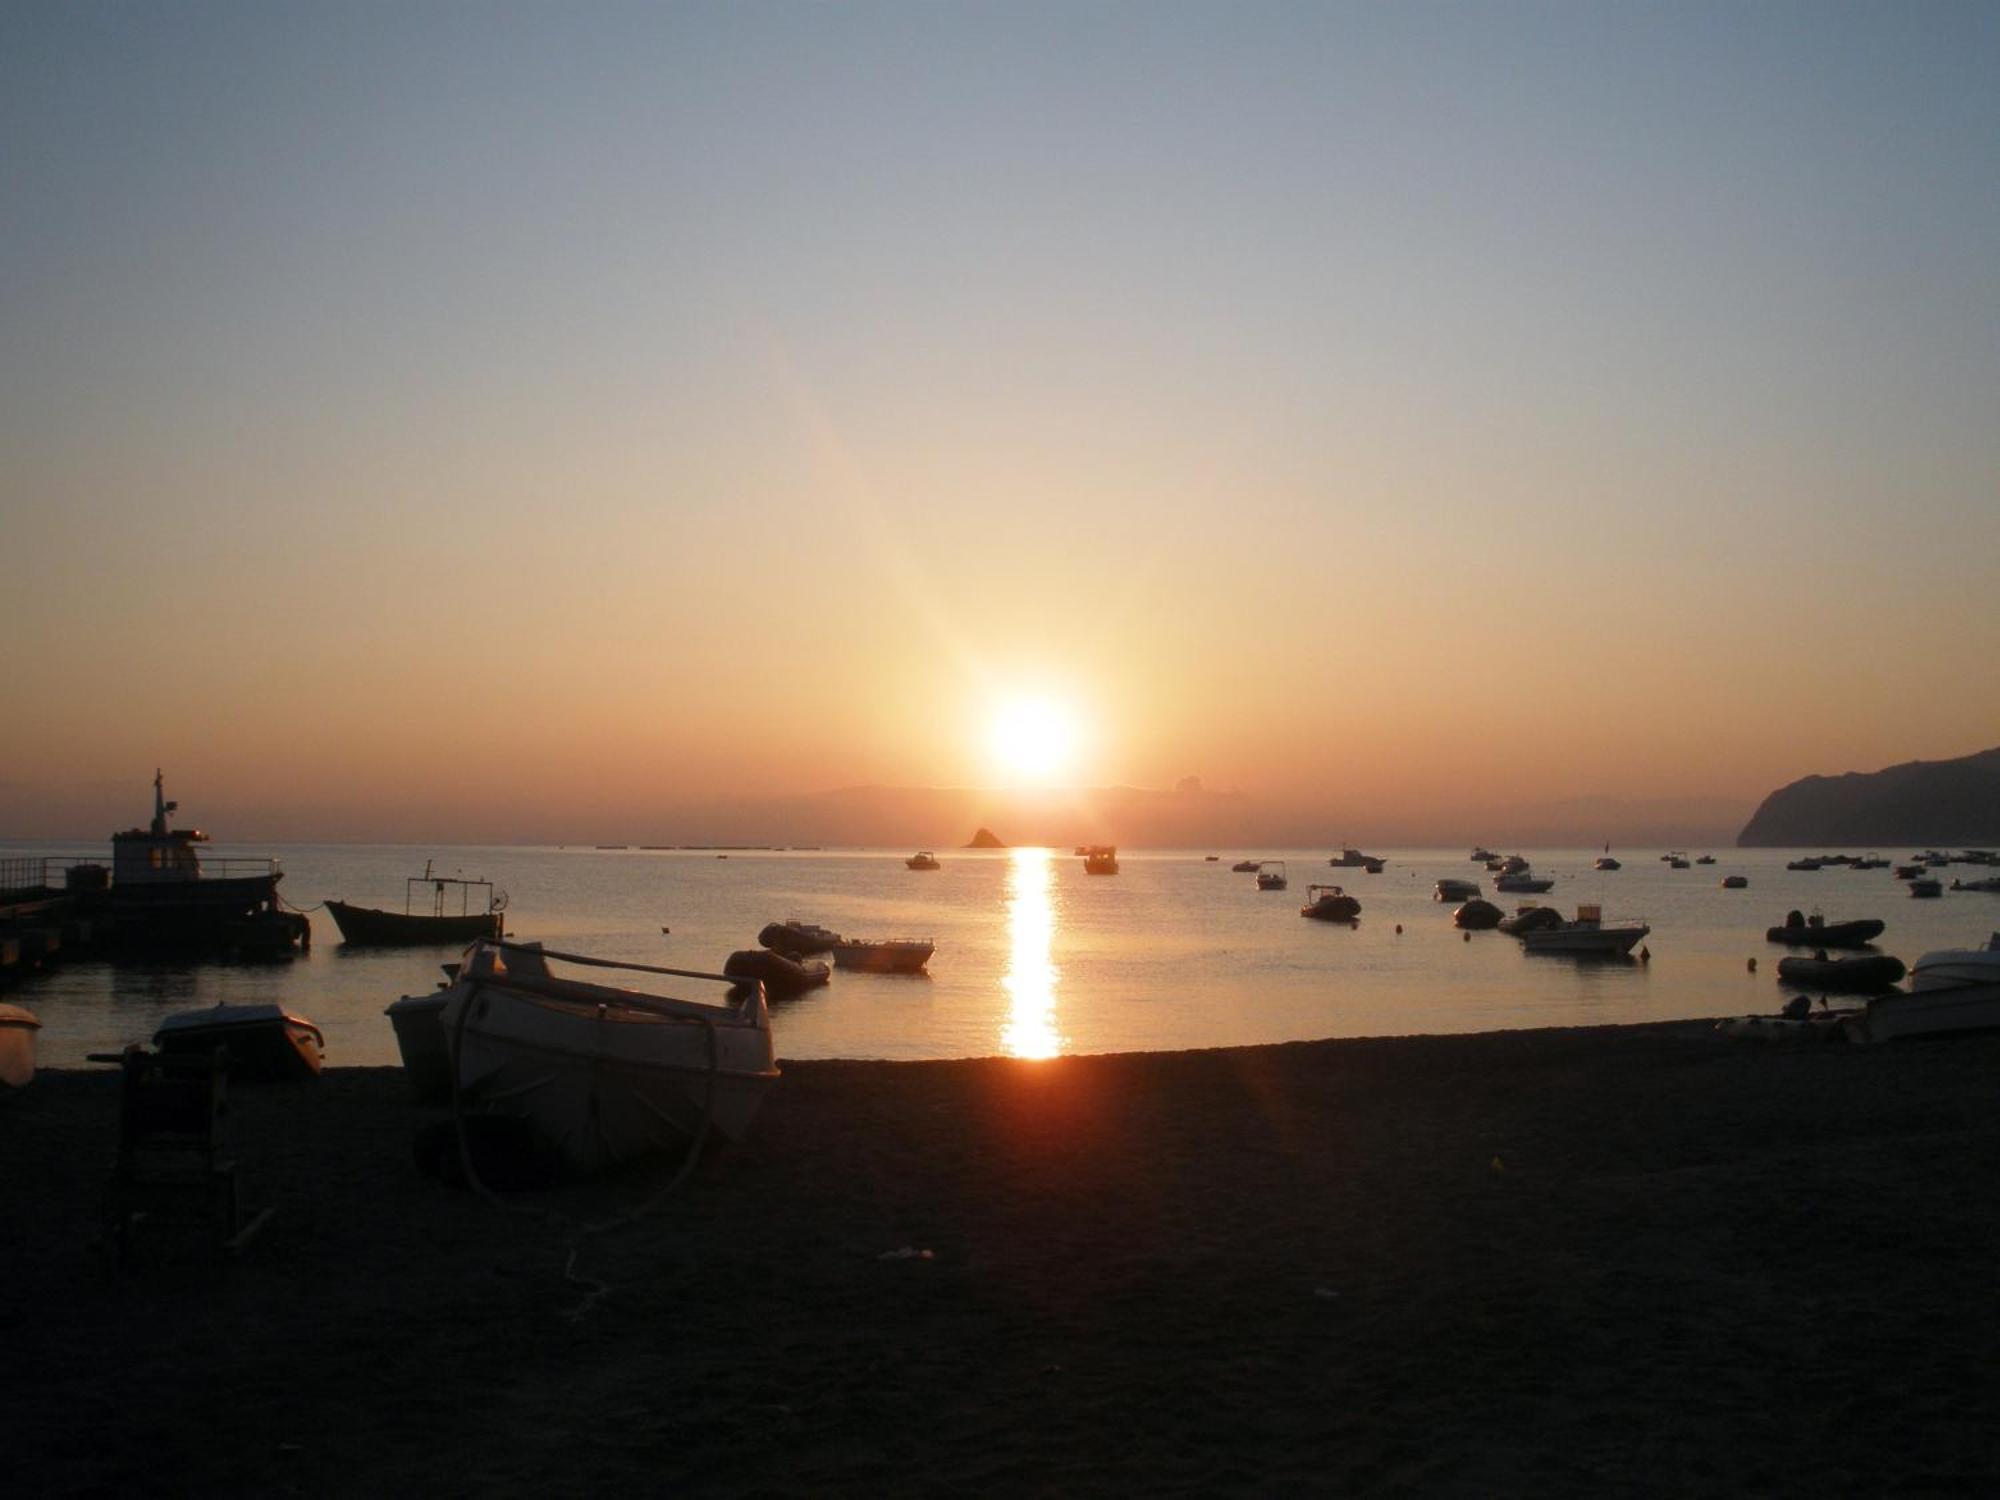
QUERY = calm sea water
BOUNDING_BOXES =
[10,843,1996,1069]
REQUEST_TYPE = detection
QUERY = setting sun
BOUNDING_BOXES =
[989,696,1080,784]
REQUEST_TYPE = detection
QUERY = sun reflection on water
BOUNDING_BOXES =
[1001,847,1064,1059]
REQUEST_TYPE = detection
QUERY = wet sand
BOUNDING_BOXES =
[7,1023,2000,1495]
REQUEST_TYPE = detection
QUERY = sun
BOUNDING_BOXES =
[989,696,1079,784]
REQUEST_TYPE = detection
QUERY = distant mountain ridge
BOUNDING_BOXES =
[1736,747,2000,847]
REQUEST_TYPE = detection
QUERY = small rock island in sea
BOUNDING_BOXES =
[963,827,1007,849]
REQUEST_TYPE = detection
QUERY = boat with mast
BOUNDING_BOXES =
[326,861,506,947]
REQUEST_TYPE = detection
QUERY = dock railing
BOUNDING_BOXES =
[0,853,282,899]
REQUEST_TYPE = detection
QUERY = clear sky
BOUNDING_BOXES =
[4,2,1996,840]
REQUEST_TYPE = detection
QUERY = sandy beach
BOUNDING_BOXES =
[7,1022,2000,1495]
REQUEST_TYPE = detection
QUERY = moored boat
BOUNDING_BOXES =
[1495,870,1553,894]
[1434,878,1481,903]
[1454,898,1503,930]
[438,938,779,1174]
[1774,953,1907,993]
[1594,856,1622,871]
[758,919,843,958]
[1255,861,1288,892]
[1764,912,1886,949]
[327,862,505,947]
[724,947,832,995]
[1327,847,1383,868]
[1518,905,1649,956]
[1908,877,1943,899]
[1497,905,1563,936]
[154,1003,324,1081]
[1721,874,1749,889]
[1082,846,1119,875]
[830,937,934,973]
[1907,933,2000,990]
[1230,860,1261,873]
[906,851,941,871]
[1300,884,1360,921]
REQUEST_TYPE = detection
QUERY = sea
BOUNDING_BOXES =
[9,842,1995,1070]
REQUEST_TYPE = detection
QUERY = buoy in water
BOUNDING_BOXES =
[1463,931,1471,943]
[1639,946,1651,963]
[1395,923,1403,935]
[1747,957,1756,973]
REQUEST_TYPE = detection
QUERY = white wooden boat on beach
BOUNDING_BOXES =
[436,939,779,1174]
[0,1003,41,1088]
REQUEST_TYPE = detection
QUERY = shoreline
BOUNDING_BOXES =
[10,1021,2000,1493]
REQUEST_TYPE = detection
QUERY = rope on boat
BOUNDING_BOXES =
[489,936,737,986]
[277,894,326,913]
[445,973,725,1318]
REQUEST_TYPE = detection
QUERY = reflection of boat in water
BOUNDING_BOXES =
[1434,879,1481,903]
[0,1004,41,1088]
[436,939,778,1174]
[327,861,505,947]
[1255,862,1288,891]
[906,851,941,871]
[1518,905,1649,956]
[758,920,843,958]
[155,1003,324,1081]
[831,937,935,973]
[1082,846,1119,875]
[1300,884,1360,921]
[1764,912,1885,949]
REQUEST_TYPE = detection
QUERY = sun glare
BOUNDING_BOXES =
[989,696,1078,784]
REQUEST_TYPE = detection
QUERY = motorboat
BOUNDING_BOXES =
[723,947,831,995]
[1363,861,1385,875]
[1695,855,1717,865]
[1082,846,1119,875]
[1255,862,1288,892]
[905,851,941,871]
[327,861,506,946]
[1847,937,2000,1043]
[1327,847,1383,868]
[154,1003,324,1081]
[1786,858,1824,872]
[438,938,778,1174]
[0,1003,40,1088]
[1300,884,1360,921]
[1518,905,1649,957]
[759,919,843,958]
[1594,856,1622,871]
[1949,877,2000,893]
[830,937,934,973]
[1494,870,1553,894]
[1454,899,1503,930]
[1497,905,1564,937]
[1666,854,1691,870]
[1908,877,1943,899]
[1496,854,1530,876]
[1434,878,1481,903]
[1469,847,1497,863]
[1775,953,1907,993]
[1721,874,1749,889]
[1908,933,2000,990]
[1230,860,1261,873]
[1764,912,1885,949]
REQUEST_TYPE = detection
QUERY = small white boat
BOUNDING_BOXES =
[437,939,779,1174]
[154,1003,324,1081]
[0,1003,41,1088]
[1495,870,1554,893]
[1849,939,2000,1042]
[1256,861,1288,891]
[1518,905,1650,957]
[1300,884,1360,921]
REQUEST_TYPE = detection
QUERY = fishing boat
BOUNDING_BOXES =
[1327,847,1382,868]
[1434,878,1481,902]
[1518,905,1649,956]
[1256,861,1288,891]
[905,851,941,871]
[326,861,505,946]
[1764,912,1886,949]
[830,937,934,973]
[1082,846,1119,875]
[1494,870,1554,894]
[438,938,779,1174]
[89,771,308,955]
[154,1003,324,1081]
[1775,953,1906,993]
[1300,884,1360,921]
[723,947,832,995]
[0,1004,40,1088]
[758,919,843,957]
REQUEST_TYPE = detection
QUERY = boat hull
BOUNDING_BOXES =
[1764,919,1885,949]
[1775,955,1907,993]
[327,900,502,947]
[831,941,934,973]
[1850,980,2000,1043]
[154,1004,324,1081]
[0,1004,40,1088]
[386,990,454,1102]
[440,961,778,1174]
[1520,924,1649,956]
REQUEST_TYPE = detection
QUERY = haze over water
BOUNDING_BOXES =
[17,843,1993,1068]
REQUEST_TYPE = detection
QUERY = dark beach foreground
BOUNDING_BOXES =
[7,1023,2000,1496]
